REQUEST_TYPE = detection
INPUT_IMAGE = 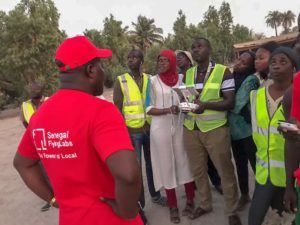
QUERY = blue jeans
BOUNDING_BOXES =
[130,131,161,208]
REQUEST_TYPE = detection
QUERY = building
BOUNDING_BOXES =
[234,32,299,58]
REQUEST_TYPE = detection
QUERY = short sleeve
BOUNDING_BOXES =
[146,77,156,112]
[17,128,39,159]
[91,102,134,161]
[221,69,235,92]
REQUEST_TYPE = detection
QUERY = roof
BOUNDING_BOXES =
[234,32,299,52]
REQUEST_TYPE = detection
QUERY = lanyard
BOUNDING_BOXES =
[194,61,213,86]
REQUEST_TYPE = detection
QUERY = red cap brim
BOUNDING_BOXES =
[96,48,112,58]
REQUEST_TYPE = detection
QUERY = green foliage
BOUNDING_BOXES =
[84,15,131,87]
[128,15,164,55]
[265,10,297,36]
[281,10,296,34]
[218,1,234,63]
[265,11,283,37]
[1,0,276,106]
[233,24,253,43]
[144,44,164,75]
[0,0,65,103]
[167,10,191,51]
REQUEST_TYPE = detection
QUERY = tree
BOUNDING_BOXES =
[265,10,282,36]
[144,44,163,75]
[128,15,163,55]
[84,29,105,48]
[232,24,253,43]
[281,10,296,34]
[203,5,219,27]
[101,14,130,86]
[0,0,65,104]
[218,1,234,63]
[196,5,223,62]
[170,10,191,50]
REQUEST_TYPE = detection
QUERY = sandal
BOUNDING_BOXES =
[152,196,168,207]
[169,208,180,224]
[188,207,212,220]
[182,202,194,217]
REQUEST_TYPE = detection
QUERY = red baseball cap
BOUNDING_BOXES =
[55,36,112,72]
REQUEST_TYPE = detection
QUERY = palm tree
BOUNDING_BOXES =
[265,11,282,36]
[128,15,164,55]
[281,10,296,34]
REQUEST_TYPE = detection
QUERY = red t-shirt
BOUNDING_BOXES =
[292,72,300,123]
[18,89,142,225]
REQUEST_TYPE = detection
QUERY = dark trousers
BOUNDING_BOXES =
[130,131,161,208]
[248,179,285,225]
[208,156,221,186]
[231,136,256,195]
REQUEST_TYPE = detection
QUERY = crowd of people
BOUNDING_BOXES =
[13,28,300,225]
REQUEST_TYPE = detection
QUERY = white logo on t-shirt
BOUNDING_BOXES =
[32,128,47,151]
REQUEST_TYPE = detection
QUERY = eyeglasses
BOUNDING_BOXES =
[158,58,170,64]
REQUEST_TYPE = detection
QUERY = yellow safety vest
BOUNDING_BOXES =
[22,97,48,123]
[251,88,286,187]
[184,64,227,132]
[118,73,150,128]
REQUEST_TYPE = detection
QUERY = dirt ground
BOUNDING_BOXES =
[0,88,254,225]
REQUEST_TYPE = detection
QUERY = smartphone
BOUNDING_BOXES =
[278,121,299,131]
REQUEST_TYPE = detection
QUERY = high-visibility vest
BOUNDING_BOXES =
[22,97,48,123]
[184,64,227,132]
[118,73,150,128]
[251,87,286,187]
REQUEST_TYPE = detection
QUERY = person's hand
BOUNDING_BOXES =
[278,126,300,142]
[169,105,179,114]
[192,99,205,114]
[283,187,298,213]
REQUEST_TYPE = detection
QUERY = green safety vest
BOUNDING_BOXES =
[184,64,227,132]
[118,73,151,128]
[22,97,48,123]
[250,88,286,187]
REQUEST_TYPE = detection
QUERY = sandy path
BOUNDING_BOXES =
[0,88,253,225]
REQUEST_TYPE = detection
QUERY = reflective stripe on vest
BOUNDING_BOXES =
[256,157,285,168]
[184,64,227,132]
[185,112,226,121]
[118,73,150,128]
[22,97,48,123]
[250,88,286,187]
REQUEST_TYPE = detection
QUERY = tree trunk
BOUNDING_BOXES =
[275,24,278,37]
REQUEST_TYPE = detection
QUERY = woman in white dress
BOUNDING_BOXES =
[146,50,194,224]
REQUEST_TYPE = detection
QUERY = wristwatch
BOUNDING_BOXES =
[49,197,56,207]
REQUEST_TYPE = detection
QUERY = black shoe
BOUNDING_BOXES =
[41,202,51,212]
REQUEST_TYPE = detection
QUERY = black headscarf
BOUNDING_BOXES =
[233,51,256,93]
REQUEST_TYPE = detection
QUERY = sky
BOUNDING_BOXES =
[0,0,299,38]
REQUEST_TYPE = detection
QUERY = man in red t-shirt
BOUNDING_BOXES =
[13,36,143,225]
